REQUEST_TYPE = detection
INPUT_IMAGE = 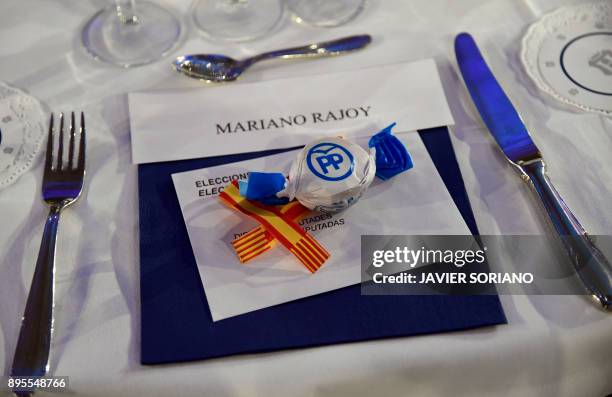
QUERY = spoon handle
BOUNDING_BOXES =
[252,34,372,64]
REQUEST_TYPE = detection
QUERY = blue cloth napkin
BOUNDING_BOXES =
[138,127,506,365]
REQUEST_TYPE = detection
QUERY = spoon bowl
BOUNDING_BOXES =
[173,54,244,82]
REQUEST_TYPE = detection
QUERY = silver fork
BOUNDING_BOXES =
[10,112,86,395]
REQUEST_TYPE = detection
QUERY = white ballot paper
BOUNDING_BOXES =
[172,134,471,321]
[130,59,454,164]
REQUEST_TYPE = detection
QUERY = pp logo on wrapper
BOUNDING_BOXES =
[306,142,355,181]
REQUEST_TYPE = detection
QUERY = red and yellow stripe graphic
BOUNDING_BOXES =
[219,181,329,273]
[232,200,310,263]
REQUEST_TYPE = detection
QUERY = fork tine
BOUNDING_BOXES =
[45,114,54,172]
[57,113,64,171]
[68,112,76,170]
[77,112,85,172]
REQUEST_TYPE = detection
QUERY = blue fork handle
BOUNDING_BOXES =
[11,205,61,384]
[254,34,372,62]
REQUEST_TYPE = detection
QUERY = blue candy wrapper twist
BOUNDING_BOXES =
[238,172,289,205]
[368,123,413,180]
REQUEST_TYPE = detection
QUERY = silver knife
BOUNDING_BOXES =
[455,32,612,310]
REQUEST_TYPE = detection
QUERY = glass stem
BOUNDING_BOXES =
[115,0,139,24]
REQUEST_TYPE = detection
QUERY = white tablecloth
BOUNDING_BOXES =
[0,0,610,396]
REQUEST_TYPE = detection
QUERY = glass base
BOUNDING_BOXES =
[287,0,365,27]
[82,1,181,67]
[193,0,283,42]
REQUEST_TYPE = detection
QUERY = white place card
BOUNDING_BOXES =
[171,134,470,321]
[130,59,454,164]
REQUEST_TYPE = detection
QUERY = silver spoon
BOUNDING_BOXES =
[173,34,372,82]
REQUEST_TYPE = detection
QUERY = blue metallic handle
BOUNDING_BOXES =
[11,205,61,381]
[253,34,372,63]
[455,33,539,163]
[523,161,612,309]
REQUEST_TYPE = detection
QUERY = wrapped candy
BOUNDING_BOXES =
[239,123,413,212]
[220,123,413,272]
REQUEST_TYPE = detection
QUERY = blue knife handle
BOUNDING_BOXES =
[523,160,612,310]
[455,33,539,163]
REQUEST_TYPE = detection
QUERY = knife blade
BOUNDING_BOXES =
[455,32,612,310]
